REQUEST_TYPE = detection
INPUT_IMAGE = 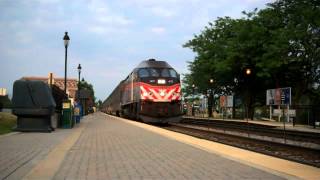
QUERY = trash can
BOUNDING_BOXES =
[12,80,56,132]
[73,103,81,123]
[62,100,72,128]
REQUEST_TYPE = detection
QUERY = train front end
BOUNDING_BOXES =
[136,60,182,123]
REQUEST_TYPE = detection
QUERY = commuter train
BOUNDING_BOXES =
[102,59,182,123]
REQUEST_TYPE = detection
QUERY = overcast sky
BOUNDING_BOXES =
[0,0,273,101]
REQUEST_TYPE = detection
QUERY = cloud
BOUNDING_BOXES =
[84,0,133,36]
[150,7,175,18]
[151,27,166,34]
[0,0,274,100]
[88,26,107,34]
[97,16,132,26]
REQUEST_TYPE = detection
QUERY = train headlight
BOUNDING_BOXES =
[158,79,166,84]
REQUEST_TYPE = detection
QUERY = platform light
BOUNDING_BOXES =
[245,68,251,75]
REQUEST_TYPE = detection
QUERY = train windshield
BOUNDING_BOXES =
[169,69,178,78]
[149,68,159,77]
[138,68,149,77]
[138,68,178,78]
[161,69,170,77]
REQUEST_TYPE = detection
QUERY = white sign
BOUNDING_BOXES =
[273,109,282,116]
[220,95,234,108]
[273,109,296,117]
[285,109,296,117]
[0,88,7,96]
[226,96,233,107]
[200,97,207,111]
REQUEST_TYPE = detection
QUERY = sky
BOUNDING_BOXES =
[0,0,273,101]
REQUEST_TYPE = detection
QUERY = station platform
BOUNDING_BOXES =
[0,112,319,179]
[184,116,320,133]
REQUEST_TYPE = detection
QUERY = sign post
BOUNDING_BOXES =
[266,87,291,143]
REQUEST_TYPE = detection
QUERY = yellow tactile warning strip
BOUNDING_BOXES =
[111,115,320,180]
[23,121,87,180]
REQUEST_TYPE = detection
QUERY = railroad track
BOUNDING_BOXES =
[181,117,320,147]
[163,121,320,167]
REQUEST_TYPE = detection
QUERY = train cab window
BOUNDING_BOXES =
[161,69,170,77]
[169,69,178,78]
[149,68,159,77]
[138,68,149,78]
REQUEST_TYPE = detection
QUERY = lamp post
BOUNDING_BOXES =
[245,68,251,120]
[233,78,238,119]
[245,68,252,137]
[209,79,214,118]
[63,32,70,96]
[192,84,195,116]
[77,64,82,102]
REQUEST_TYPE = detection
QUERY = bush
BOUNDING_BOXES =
[0,112,17,135]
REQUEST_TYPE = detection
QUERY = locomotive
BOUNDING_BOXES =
[102,59,182,123]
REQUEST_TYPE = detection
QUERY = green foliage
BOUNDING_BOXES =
[0,95,12,109]
[96,99,103,109]
[79,79,96,102]
[0,112,16,135]
[183,0,320,119]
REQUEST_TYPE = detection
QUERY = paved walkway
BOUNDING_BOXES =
[0,125,73,180]
[1,112,319,179]
[53,113,283,180]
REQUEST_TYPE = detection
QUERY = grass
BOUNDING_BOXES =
[0,112,17,135]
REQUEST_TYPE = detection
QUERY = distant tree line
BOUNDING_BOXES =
[0,95,12,110]
[79,78,96,102]
[183,0,320,119]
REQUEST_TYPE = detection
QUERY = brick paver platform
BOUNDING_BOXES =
[53,113,284,180]
[0,127,72,180]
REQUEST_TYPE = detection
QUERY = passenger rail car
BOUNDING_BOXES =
[102,59,182,123]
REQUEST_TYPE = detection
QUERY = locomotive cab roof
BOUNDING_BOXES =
[135,59,173,69]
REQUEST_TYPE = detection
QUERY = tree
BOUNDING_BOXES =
[0,95,12,110]
[79,78,96,103]
[183,0,320,120]
[258,0,320,105]
[96,100,103,110]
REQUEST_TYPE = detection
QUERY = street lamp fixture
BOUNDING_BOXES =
[78,64,82,74]
[209,79,214,118]
[245,68,251,75]
[244,68,252,136]
[192,84,195,116]
[63,32,70,96]
[77,64,82,102]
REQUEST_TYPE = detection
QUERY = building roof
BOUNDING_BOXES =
[22,76,78,98]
